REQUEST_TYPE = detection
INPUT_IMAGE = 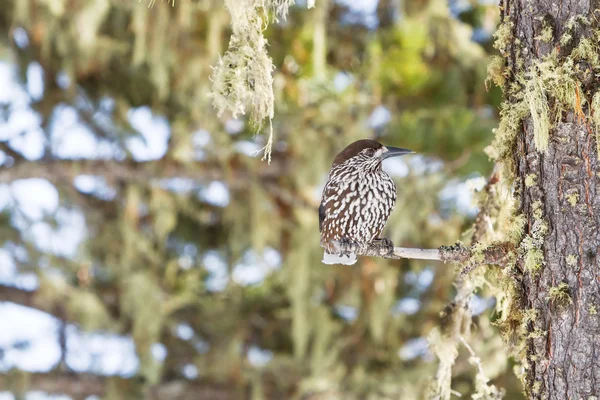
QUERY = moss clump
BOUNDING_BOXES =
[525,174,537,187]
[589,304,598,315]
[523,72,551,152]
[546,283,572,307]
[531,200,544,220]
[486,55,506,89]
[493,21,513,56]
[507,213,526,244]
[572,37,600,65]
[525,248,544,272]
[560,15,591,46]
[535,23,553,43]
[527,328,547,339]
[566,192,579,206]
[566,254,578,267]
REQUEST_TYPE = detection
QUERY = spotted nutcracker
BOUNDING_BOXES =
[319,139,414,265]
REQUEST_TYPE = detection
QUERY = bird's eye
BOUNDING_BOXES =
[365,149,375,156]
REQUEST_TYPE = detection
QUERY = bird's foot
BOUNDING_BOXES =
[372,238,394,256]
[336,237,358,256]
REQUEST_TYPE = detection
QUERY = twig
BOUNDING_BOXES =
[333,241,513,267]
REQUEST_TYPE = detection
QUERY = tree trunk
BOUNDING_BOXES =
[500,0,600,398]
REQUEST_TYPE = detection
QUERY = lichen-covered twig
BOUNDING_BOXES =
[332,240,513,267]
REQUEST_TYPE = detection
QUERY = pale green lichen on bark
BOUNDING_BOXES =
[523,71,550,152]
[534,20,552,43]
[566,192,579,206]
[546,282,572,307]
[566,254,578,267]
[515,199,547,275]
[486,55,506,89]
[524,174,537,187]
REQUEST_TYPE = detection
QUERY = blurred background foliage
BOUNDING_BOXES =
[0,0,524,398]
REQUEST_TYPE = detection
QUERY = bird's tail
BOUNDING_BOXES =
[322,250,357,266]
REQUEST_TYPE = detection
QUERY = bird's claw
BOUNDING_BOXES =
[372,238,394,256]
[336,238,358,256]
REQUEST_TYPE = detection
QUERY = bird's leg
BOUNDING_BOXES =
[371,238,394,256]
[337,237,358,256]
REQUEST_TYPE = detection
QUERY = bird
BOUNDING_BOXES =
[319,139,414,265]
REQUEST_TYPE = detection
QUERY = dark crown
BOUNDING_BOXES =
[331,139,383,167]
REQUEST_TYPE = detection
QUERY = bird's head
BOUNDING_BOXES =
[331,139,414,170]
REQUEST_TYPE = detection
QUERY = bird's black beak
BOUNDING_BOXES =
[382,146,415,160]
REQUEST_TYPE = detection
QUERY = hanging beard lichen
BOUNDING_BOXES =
[209,0,315,163]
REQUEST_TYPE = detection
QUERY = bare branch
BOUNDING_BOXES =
[0,369,235,400]
[334,241,513,267]
[0,157,286,186]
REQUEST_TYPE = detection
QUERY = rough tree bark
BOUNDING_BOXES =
[500,0,600,398]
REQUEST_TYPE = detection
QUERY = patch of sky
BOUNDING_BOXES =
[66,326,138,376]
[470,295,495,316]
[55,71,70,90]
[192,129,211,160]
[247,346,273,368]
[0,250,16,284]
[383,157,409,178]
[13,27,29,49]
[0,184,11,211]
[176,323,194,341]
[193,339,209,354]
[0,245,39,290]
[151,343,168,362]
[408,156,444,175]
[73,175,117,200]
[9,129,46,160]
[198,181,230,207]
[26,62,44,102]
[234,140,262,157]
[404,267,435,292]
[232,248,282,286]
[337,0,378,29]
[439,175,486,217]
[473,28,492,43]
[393,298,421,315]
[126,106,170,161]
[333,72,354,92]
[0,62,31,105]
[10,179,58,221]
[203,250,229,292]
[335,304,358,322]
[0,303,61,372]
[158,177,198,194]
[182,364,198,379]
[50,104,121,159]
[448,0,472,16]
[28,208,86,258]
[192,129,211,148]
[225,119,244,135]
[368,105,391,129]
[398,337,431,361]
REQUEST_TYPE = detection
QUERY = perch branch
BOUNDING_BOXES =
[334,241,513,267]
